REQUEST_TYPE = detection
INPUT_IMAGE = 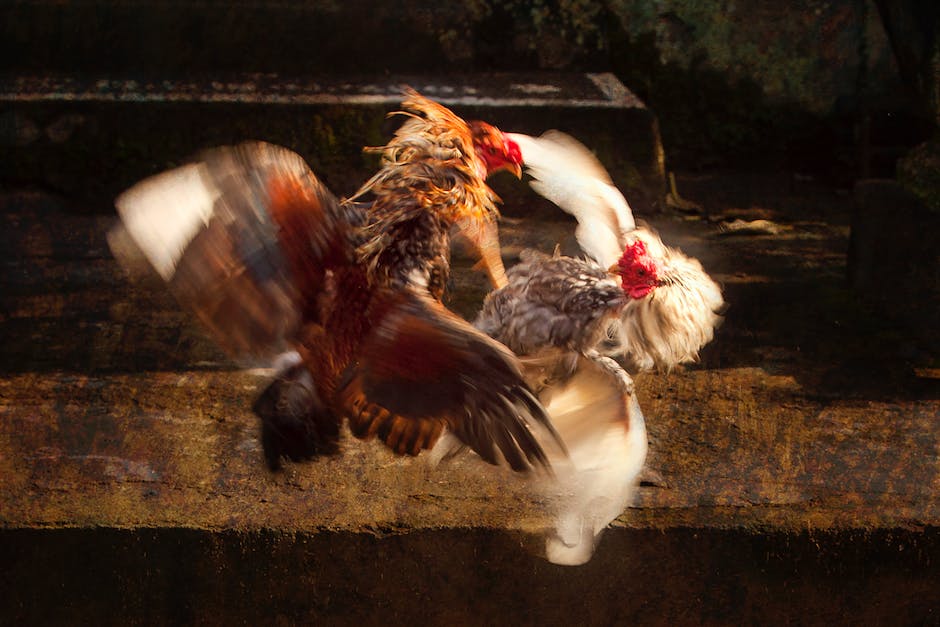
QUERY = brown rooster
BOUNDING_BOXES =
[111,91,561,472]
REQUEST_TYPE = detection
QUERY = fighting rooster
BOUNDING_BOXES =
[491,130,726,372]
[111,91,561,473]
[467,131,724,564]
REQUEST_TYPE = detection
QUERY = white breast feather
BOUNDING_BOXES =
[537,357,647,566]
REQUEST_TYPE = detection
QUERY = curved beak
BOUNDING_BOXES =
[486,161,522,180]
[503,133,524,179]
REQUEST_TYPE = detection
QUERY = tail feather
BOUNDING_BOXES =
[252,364,341,470]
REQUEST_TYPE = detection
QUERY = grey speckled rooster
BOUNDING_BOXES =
[484,131,726,374]
[469,131,724,565]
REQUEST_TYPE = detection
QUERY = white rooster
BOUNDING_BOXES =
[500,130,726,372]
[468,130,724,565]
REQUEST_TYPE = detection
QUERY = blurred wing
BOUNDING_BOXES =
[340,289,563,472]
[508,131,635,268]
[534,352,647,566]
[112,141,355,359]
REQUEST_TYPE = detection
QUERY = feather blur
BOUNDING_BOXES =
[110,92,558,473]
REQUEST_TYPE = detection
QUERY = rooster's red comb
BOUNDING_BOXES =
[619,239,650,268]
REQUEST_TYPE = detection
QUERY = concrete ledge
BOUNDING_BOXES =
[3,367,939,533]
[2,170,938,621]
[7,73,641,108]
[2,72,664,208]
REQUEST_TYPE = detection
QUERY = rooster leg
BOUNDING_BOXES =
[582,349,635,397]
[472,256,508,290]
[252,364,340,470]
[460,218,508,289]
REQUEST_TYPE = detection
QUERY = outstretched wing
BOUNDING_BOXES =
[339,288,564,472]
[530,351,647,565]
[111,141,357,359]
[508,131,635,268]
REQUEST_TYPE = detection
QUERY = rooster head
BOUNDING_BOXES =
[469,121,523,179]
[612,239,660,300]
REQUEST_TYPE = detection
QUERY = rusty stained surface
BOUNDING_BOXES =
[1,173,939,536]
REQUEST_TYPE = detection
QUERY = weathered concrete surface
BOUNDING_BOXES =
[0,1,903,114]
[1,173,939,622]
[2,72,664,207]
[2,367,938,535]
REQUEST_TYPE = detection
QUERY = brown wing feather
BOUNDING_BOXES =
[339,289,563,472]
[113,141,356,360]
[166,213,301,357]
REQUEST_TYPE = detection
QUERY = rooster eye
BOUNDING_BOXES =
[636,268,646,276]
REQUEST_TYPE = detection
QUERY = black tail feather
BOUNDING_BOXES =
[252,365,340,470]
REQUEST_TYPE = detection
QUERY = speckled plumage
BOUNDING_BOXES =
[353,91,505,294]
[476,250,623,357]
[507,130,725,372]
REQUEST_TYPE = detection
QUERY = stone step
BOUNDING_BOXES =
[2,172,939,623]
[2,71,664,210]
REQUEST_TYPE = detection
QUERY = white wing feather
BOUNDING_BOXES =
[535,353,647,566]
[424,351,647,566]
[114,163,219,281]
[508,131,635,268]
